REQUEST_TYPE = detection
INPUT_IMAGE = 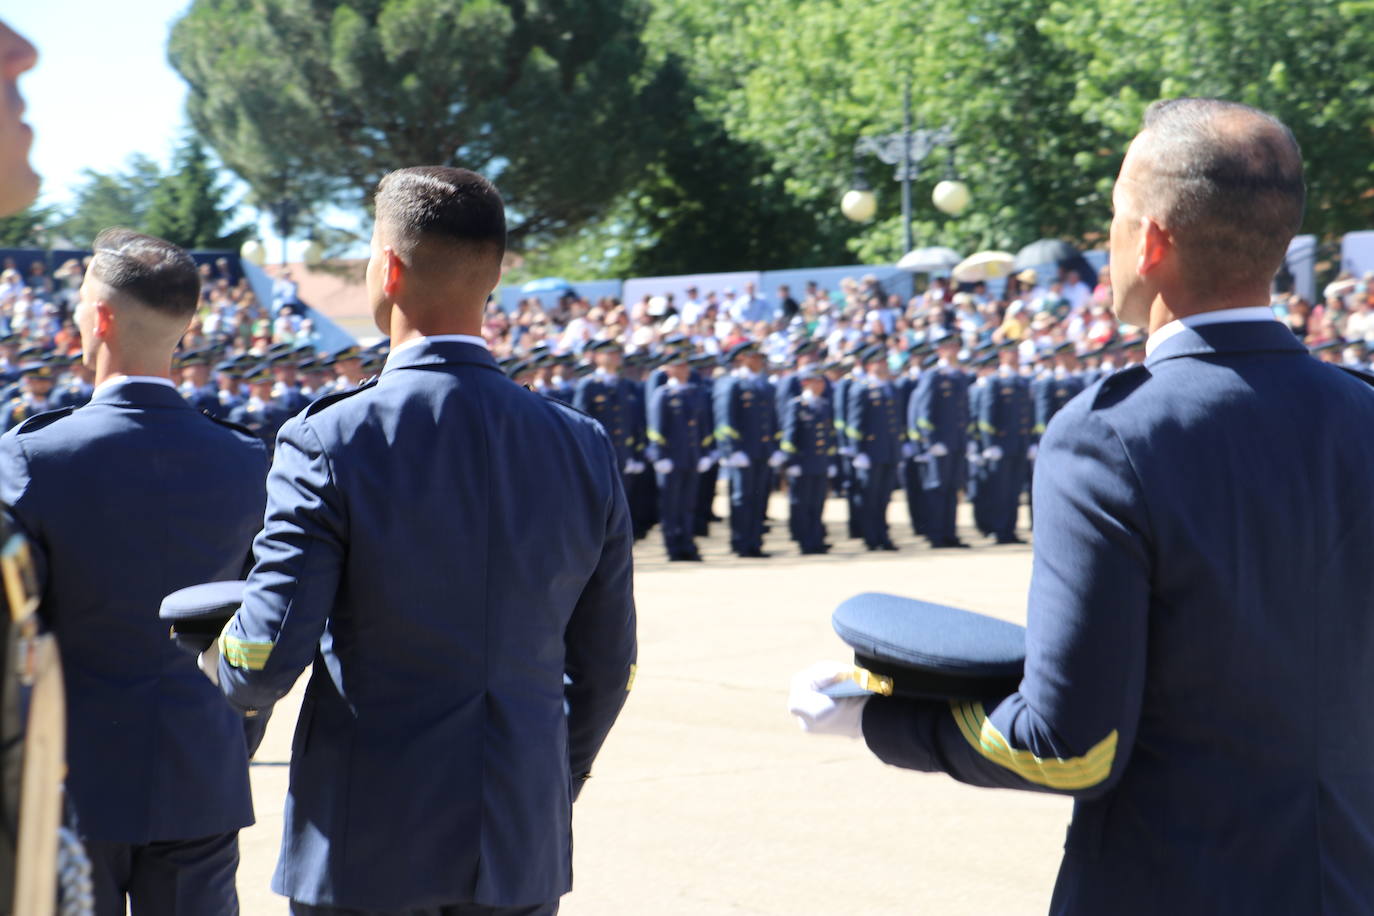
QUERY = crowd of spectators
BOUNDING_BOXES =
[484,265,1374,370]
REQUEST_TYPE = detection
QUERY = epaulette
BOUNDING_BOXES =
[13,407,74,434]
[1091,363,1150,409]
[200,410,257,438]
[304,377,378,417]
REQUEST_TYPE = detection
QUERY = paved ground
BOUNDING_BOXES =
[238,493,1068,914]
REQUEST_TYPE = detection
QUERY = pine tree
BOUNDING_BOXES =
[143,135,249,251]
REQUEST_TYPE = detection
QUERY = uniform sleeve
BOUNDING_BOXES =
[846,383,864,450]
[0,433,46,593]
[645,388,665,462]
[779,398,799,463]
[217,416,346,710]
[572,378,591,413]
[861,405,1151,799]
[564,431,638,798]
[909,375,933,447]
[713,379,738,456]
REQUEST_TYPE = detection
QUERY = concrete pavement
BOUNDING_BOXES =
[237,494,1068,914]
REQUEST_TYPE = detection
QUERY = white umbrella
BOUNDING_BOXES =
[1324,278,1358,300]
[897,246,963,272]
[952,250,1016,283]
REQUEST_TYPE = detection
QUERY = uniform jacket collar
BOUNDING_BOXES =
[89,379,193,411]
[1144,320,1306,368]
[381,338,500,376]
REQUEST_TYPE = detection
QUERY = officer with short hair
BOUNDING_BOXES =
[780,368,837,554]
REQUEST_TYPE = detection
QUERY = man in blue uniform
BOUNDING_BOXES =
[975,342,1032,544]
[574,339,648,537]
[206,167,636,916]
[714,342,784,557]
[779,369,837,554]
[908,336,971,548]
[1,229,268,915]
[646,351,714,561]
[178,348,222,415]
[2,359,57,431]
[228,363,290,452]
[845,348,902,551]
[894,342,928,538]
[793,99,1374,914]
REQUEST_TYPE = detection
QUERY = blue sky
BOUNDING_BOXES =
[9,1,324,256]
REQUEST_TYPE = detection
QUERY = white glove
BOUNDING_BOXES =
[1027,444,1039,460]
[696,455,714,473]
[198,641,221,686]
[983,445,1004,462]
[653,458,674,474]
[785,464,802,478]
[624,459,643,475]
[788,661,868,739]
[827,465,838,478]
[928,442,949,458]
[839,445,856,458]
[768,449,788,468]
[901,442,916,459]
[731,452,752,468]
[852,452,872,470]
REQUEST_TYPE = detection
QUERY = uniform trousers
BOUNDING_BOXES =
[726,462,769,553]
[900,457,925,536]
[291,903,558,916]
[787,473,828,551]
[657,468,699,555]
[86,830,239,916]
[854,462,896,548]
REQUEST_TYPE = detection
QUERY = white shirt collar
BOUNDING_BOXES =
[1145,306,1278,357]
[388,334,489,360]
[94,375,179,396]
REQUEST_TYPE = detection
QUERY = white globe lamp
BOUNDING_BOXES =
[239,239,267,266]
[841,188,878,223]
[932,180,971,216]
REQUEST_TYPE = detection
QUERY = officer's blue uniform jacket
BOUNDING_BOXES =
[647,381,713,467]
[228,397,289,450]
[780,393,837,476]
[217,339,637,911]
[574,371,641,467]
[974,368,1033,537]
[0,380,267,844]
[1031,371,1084,440]
[714,371,778,553]
[861,320,1374,914]
[845,378,903,463]
[908,366,970,491]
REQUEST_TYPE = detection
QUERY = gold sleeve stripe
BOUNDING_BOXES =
[647,430,666,444]
[626,664,637,692]
[780,441,797,453]
[221,634,274,671]
[949,701,1117,790]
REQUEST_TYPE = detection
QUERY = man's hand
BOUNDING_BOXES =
[768,449,788,469]
[624,459,644,475]
[785,464,802,478]
[696,455,714,474]
[928,442,949,458]
[730,452,751,468]
[788,661,868,739]
[653,458,674,474]
[198,641,221,687]
[983,445,1004,462]
[827,465,838,478]
[901,442,916,459]
[852,453,872,471]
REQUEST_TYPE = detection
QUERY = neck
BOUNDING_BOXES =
[93,349,173,387]
[1142,286,1272,336]
[388,301,484,349]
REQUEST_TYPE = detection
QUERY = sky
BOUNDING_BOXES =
[8,1,316,257]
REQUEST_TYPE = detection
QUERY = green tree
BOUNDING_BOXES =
[0,205,55,248]
[168,0,663,244]
[57,155,164,248]
[144,134,250,250]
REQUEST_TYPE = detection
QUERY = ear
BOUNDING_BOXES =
[381,246,405,299]
[93,301,115,340]
[1137,215,1171,277]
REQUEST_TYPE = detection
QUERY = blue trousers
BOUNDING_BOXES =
[787,473,829,551]
[87,830,239,916]
[900,458,925,536]
[855,462,896,547]
[657,468,699,555]
[291,903,558,916]
[726,461,769,553]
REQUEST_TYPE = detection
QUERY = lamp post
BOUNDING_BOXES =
[845,79,969,253]
[268,197,299,267]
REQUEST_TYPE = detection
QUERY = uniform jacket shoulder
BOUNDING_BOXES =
[11,406,75,435]
[304,378,378,417]
[1090,364,1150,411]
[199,410,261,443]
[1337,365,1374,389]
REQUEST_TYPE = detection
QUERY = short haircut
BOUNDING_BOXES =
[88,228,200,318]
[1136,98,1305,294]
[373,166,506,266]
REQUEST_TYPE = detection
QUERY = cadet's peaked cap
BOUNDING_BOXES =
[18,361,54,379]
[725,341,759,363]
[826,593,1026,700]
[688,353,717,370]
[587,338,622,354]
[245,363,273,384]
[160,580,245,656]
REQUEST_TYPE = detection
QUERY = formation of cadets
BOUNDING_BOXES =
[505,330,1158,560]
[0,335,389,445]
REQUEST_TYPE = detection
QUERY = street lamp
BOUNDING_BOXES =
[844,80,966,252]
[268,196,299,267]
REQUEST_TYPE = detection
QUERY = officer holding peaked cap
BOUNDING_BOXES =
[789,594,1025,734]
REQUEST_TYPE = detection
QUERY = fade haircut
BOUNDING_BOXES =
[1136,98,1305,295]
[373,166,506,267]
[88,228,201,318]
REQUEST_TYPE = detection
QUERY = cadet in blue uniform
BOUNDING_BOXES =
[1,230,267,916]
[269,347,311,415]
[908,337,971,548]
[178,348,222,415]
[975,342,1033,543]
[3,359,58,431]
[228,363,290,451]
[894,343,928,537]
[845,348,902,551]
[53,352,95,409]
[831,354,865,539]
[574,339,648,537]
[780,368,837,554]
[714,342,784,557]
[794,100,1374,915]
[646,351,714,561]
[206,167,635,916]
[690,353,724,536]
